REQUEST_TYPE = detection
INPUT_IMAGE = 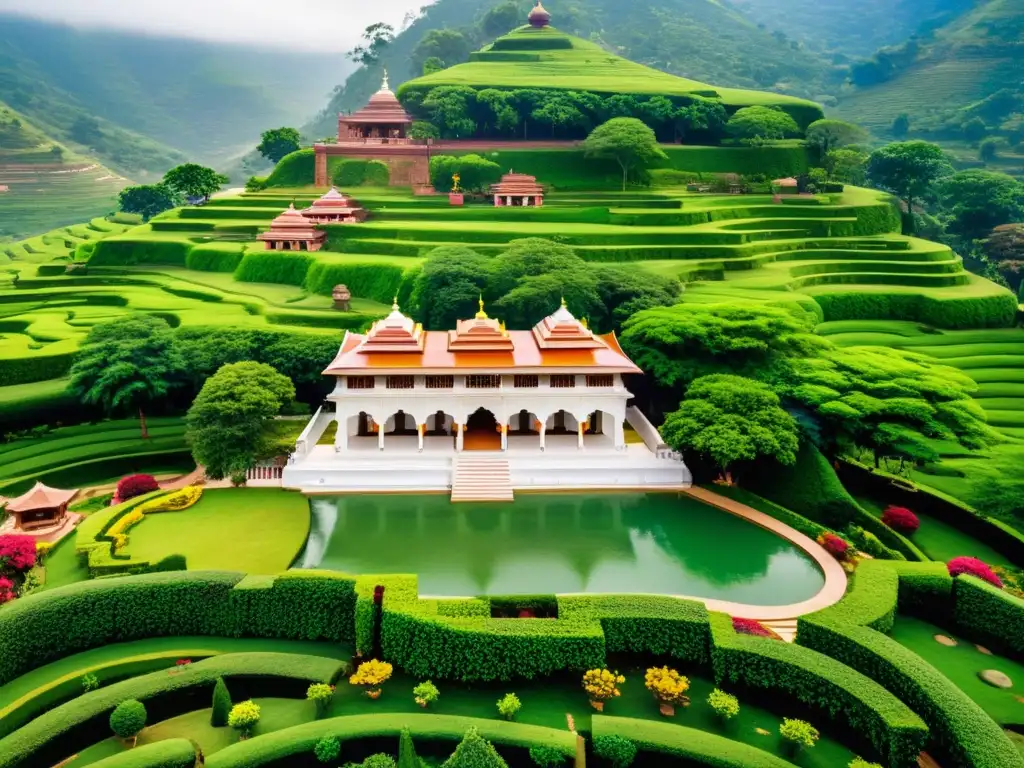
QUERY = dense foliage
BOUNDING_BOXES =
[115,474,160,502]
[582,118,668,190]
[257,127,302,164]
[109,699,147,739]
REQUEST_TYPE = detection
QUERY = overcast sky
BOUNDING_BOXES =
[0,0,429,52]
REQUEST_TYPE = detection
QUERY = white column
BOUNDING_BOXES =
[378,424,385,451]
[456,423,465,452]
[613,419,626,451]
[539,422,546,452]
[506,195,512,206]
[334,413,348,452]
[418,424,425,453]
[578,421,585,450]
[501,424,508,451]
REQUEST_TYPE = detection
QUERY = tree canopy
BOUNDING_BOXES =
[661,374,799,481]
[163,163,229,202]
[186,362,296,479]
[70,314,185,437]
[805,119,867,156]
[583,117,667,191]
[938,169,1024,244]
[117,183,178,221]
[257,127,302,164]
[867,141,953,231]
[348,23,394,66]
[408,246,490,330]
[725,106,800,142]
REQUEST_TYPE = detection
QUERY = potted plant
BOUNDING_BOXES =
[582,668,625,712]
[349,659,393,699]
[413,680,440,708]
[779,718,819,756]
[644,666,690,716]
[449,173,464,206]
[228,700,261,740]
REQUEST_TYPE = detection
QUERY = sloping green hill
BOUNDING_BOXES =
[0,103,127,240]
[398,23,823,126]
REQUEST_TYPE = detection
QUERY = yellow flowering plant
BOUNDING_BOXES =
[349,659,393,698]
[645,666,691,706]
[582,668,625,703]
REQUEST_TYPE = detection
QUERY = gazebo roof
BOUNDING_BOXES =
[448,299,515,352]
[341,72,413,126]
[491,172,544,195]
[359,299,426,353]
[257,204,326,241]
[532,299,605,350]
[5,482,78,513]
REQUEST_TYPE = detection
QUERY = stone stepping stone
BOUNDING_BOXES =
[979,669,1013,689]
[934,634,957,647]
[976,644,993,655]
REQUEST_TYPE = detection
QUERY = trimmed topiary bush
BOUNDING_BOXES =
[314,736,341,764]
[115,474,159,503]
[211,676,232,727]
[496,693,521,721]
[398,727,419,768]
[593,735,637,768]
[948,557,1002,588]
[881,506,920,534]
[779,718,819,752]
[109,699,147,741]
[360,755,397,768]
[707,688,740,721]
[442,727,508,768]
[307,682,335,717]
[529,745,567,767]
[228,700,261,738]
[413,680,440,708]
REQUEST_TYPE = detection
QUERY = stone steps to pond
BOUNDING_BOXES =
[451,456,514,503]
[762,619,798,643]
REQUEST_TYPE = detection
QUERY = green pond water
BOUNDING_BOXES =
[301,493,824,605]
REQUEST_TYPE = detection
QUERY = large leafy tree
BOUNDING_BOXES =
[938,169,1024,244]
[118,184,178,221]
[163,163,230,203]
[186,362,295,479]
[413,29,472,75]
[805,119,867,166]
[725,106,800,142]
[867,141,953,232]
[661,375,799,484]
[422,86,478,138]
[70,315,185,438]
[828,148,869,185]
[409,246,490,330]
[256,127,302,164]
[674,99,727,143]
[583,118,667,191]
[348,23,394,66]
[982,223,1024,295]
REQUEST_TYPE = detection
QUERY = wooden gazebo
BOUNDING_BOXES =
[4,482,78,531]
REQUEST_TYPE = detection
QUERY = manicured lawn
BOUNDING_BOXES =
[890,614,1024,725]
[856,496,1015,567]
[123,488,311,573]
[38,531,89,592]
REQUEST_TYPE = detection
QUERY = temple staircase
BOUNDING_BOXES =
[762,619,798,643]
[451,456,514,503]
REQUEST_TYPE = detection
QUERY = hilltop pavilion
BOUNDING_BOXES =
[283,300,691,498]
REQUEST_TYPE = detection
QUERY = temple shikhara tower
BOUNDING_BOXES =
[283,300,691,499]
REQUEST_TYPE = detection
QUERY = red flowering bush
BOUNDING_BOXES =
[0,576,15,604]
[0,535,38,573]
[817,532,850,560]
[948,557,1003,588]
[115,474,160,503]
[732,617,781,640]
[882,506,920,534]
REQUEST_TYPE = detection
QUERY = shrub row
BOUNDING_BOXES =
[0,351,77,387]
[709,612,926,768]
[813,290,1018,330]
[332,159,390,187]
[203,713,575,768]
[798,561,1024,768]
[0,570,357,685]
[87,739,199,768]
[89,238,193,267]
[953,575,1024,659]
[304,261,409,305]
[234,251,315,286]
[0,652,344,768]
[185,243,246,273]
[592,715,797,768]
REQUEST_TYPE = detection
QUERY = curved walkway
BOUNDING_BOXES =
[681,486,848,623]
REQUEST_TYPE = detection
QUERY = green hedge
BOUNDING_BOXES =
[204,714,576,768]
[265,149,315,188]
[798,561,1024,768]
[709,612,925,768]
[304,260,409,304]
[67,738,197,768]
[592,715,797,768]
[89,238,193,267]
[185,243,246,273]
[0,378,84,431]
[333,159,390,187]
[813,290,1018,330]
[0,570,357,685]
[0,352,76,387]
[953,575,1024,659]
[234,251,315,286]
[0,652,344,768]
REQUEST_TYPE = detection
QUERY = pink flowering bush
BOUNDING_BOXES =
[882,506,920,534]
[115,474,159,503]
[0,535,38,573]
[0,576,14,604]
[948,557,1003,588]
[732,617,782,640]
[817,532,850,560]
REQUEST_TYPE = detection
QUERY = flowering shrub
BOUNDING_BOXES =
[948,556,1003,588]
[0,577,15,604]
[582,668,625,702]
[881,506,920,534]
[349,659,393,696]
[780,718,819,750]
[138,485,202,513]
[228,700,261,736]
[817,532,850,560]
[0,535,38,573]
[644,667,690,706]
[108,509,144,539]
[731,616,781,640]
[413,680,440,707]
[115,474,160,503]
[707,688,740,720]
[497,692,521,720]
[35,541,53,561]
[306,683,335,715]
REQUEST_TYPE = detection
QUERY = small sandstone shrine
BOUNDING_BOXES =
[257,204,326,252]
[283,299,691,499]
[491,172,545,207]
[302,187,366,223]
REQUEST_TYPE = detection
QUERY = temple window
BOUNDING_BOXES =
[348,376,375,390]
[386,375,415,389]
[426,375,454,389]
[550,374,576,389]
[586,375,614,388]
[466,374,501,389]
[514,375,539,389]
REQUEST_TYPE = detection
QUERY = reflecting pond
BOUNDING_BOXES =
[300,493,824,605]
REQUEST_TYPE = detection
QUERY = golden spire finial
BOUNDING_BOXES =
[392,296,400,311]
[560,295,567,309]
[382,69,390,91]
[475,294,489,319]
[500,319,507,336]
[581,317,589,329]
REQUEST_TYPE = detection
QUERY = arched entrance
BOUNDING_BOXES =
[464,408,500,451]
